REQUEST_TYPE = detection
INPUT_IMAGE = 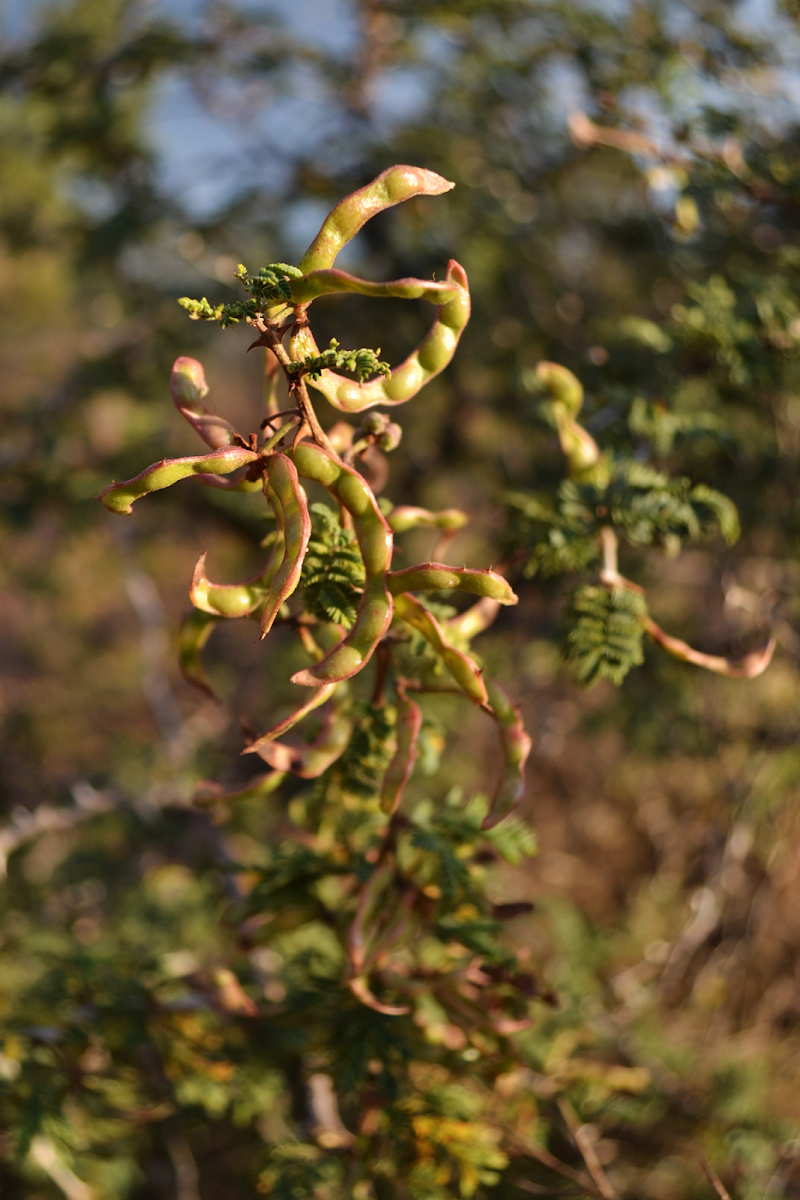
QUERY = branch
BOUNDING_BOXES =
[557,1098,619,1200]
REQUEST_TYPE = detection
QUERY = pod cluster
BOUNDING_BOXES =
[99,167,532,828]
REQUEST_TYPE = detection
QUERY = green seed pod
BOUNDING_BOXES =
[482,679,532,830]
[445,597,501,642]
[553,409,607,483]
[288,443,394,687]
[177,609,222,699]
[393,592,488,706]
[98,447,259,514]
[250,687,353,778]
[379,694,422,815]
[387,563,517,604]
[299,165,454,274]
[386,507,469,534]
[170,356,238,449]
[289,269,460,307]
[259,454,312,638]
[188,539,284,619]
[187,461,305,621]
[536,361,584,417]
[193,770,287,807]
[290,261,470,413]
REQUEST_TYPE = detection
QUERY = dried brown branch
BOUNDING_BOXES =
[557,1098,619,1200]
[699,1157,734,1200]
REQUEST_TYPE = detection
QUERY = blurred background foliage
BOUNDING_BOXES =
[4,0,800,1195]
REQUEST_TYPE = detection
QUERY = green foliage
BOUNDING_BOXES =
[179,263,303,326]
[288,337,391,384]
[506,460,739,579]
[300,503,366,629]
[561,584,647,688]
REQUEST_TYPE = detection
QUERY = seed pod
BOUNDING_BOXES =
[193,770,286,806]
[536,361,584,417]
[259,454,312,638]
[445,597,501,642]
[393,592,488,706]
[554,413,605,479]
[185,460,303,624]
[386,506,468,534]
[299,165,454,274]
[189,540,284,619]
[388,563,517,604]
[250,687,353,778]
[243,683,336,755]
[290,269,460,306]
[379,694,422,815]
[290,261,470,414]
[170,356,238,448]
[98,447,259,514]
[482,679,532,830]
[177,609,222,699]
[287,443,394,687]
[535,360,609,485]
[643,617,776,678]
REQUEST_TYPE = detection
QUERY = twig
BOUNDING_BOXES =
[509,1134,603,1198]
[29,1137,94,1200]
[166,1134,201,1200]
[0,782,113,878]
[699,1157,734,1200]
[557,1099,619,1200]
[253,320,337,456]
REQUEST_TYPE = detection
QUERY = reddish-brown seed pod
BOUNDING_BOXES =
[379,694,422,815]
[482,679,532,830]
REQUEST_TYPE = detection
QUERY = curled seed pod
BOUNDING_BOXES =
[386,506,468,534]
[536,360,608,485]
[290,260,470,413]
[445,596,501,641]
[170,356,238,448]
[643,617,776,678]
[555,414,605,480]
[177,609,222,699]
[250,687,353,778]
[98,447,259,514]
[243,683,337,754]
[288,443,393,687]
[393,592,488,706]
[299,165,454,274]
[348,861,395,974]
[536,361,584,417]
[388,563,517,604]
[193,771,286,807]
[189,539,284,619]
[349,976,410,1017]
[259,454,312,639]
[482,679,532,831]
[379,694,422,814]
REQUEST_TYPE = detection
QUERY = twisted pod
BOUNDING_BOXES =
[287,442,394,687]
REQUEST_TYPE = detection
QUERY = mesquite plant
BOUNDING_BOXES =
[91,167,769,1197]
